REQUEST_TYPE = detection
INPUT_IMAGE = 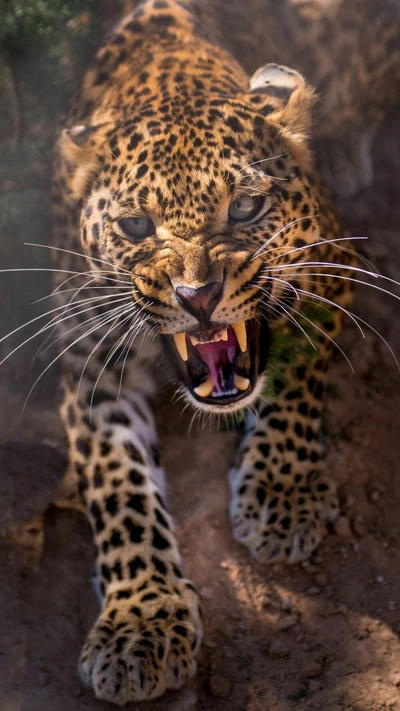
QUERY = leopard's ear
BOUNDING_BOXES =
[57,123,111,201]
[247,63,316,145]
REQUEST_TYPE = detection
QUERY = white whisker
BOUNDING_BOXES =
[21,302,133,415]
[36,299,132,359]
[0,267,82,276]
[24,242,134,278]
[297,308,355,373]
[295,288,365,338]
[233,154,288,176]
[259,235,367,263]
[265,268,400,302]
[252,215,319,260]
[31,275,99,364]
[294,288,399,371]
[259,276,300,300]
[88,306,151,414]
[50,269,133,297]
[259,289,318,351]
[116,322,147,399]
[33,279,133,304]
[0,294,132,367]
[80,307,139,405]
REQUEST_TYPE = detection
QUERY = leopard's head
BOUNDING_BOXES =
[58,63,319,413]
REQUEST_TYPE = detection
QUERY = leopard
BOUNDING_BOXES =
[48,0,400,704]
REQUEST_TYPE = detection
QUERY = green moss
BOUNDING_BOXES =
[261,302,334,400]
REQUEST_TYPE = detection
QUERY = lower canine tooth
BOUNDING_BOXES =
[220,329,228,341]
[194,377,213,398]
[173,333,188,361]
[232,321,247,352]
[234,373,250,391]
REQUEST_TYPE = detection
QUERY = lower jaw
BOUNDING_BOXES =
[164,318,270,412]
[184,373,267,414]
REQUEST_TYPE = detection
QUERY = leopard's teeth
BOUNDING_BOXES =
[190,328,228,345]
[232,321,247,352]
[173,333,188,361]
[194,377,213,398]
[234,373,250,391]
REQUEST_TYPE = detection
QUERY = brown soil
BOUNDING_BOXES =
[0,27,400,711]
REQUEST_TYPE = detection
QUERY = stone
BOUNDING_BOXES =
[369,490,380,502]
[267,639,291,658]
[314,572,329,587]
[199,586,213,600]
[0,441,67,529]
[170,684,199,710]
[208,673,232,699]
[261,594,273,607]
[277,615,298,631]
[303,658,324,678]
[280,594,294,611]
[71,686,84,698]
[334,515,352,538]
[204,639,217,649]
[352,515,368,537]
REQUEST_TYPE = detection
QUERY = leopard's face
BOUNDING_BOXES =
[61,66,319,412]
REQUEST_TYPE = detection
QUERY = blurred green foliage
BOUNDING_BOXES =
[0,0,99,341]
[0,0,93,56]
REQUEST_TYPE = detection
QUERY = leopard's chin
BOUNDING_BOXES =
[164,318,270,412]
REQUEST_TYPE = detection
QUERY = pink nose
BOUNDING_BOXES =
[175,281,223,321]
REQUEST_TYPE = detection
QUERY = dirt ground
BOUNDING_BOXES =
[1,7,400,711]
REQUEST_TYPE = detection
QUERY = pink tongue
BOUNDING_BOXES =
[194,330,237,395]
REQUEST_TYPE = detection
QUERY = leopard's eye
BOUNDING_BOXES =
[119,216,155,240]
[228,196,264,223]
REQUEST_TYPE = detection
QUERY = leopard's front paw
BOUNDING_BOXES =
[79,582,202,705]
[230,466,339,564]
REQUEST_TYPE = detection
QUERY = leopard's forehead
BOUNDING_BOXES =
[106,94,281,171]
[93,96,292,231]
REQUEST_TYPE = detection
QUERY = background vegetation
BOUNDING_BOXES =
[0,0,98,337]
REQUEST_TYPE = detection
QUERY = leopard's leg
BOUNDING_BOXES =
[230,263,353,564]
[230,357,337,564]
[60,343,202,704]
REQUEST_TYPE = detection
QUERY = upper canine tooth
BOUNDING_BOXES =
[173,333,188,361]
[234,373,250,391]
[194,376,213,398]
[232,321,247,352]
[220,329,228,341]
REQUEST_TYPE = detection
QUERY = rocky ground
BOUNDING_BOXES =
[0,4,400,711]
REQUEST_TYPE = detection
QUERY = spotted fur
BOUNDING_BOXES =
[49,0,399,704]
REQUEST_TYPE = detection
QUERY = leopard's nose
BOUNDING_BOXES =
[175,281,223,322]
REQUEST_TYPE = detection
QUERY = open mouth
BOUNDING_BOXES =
[167,319,270,407]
